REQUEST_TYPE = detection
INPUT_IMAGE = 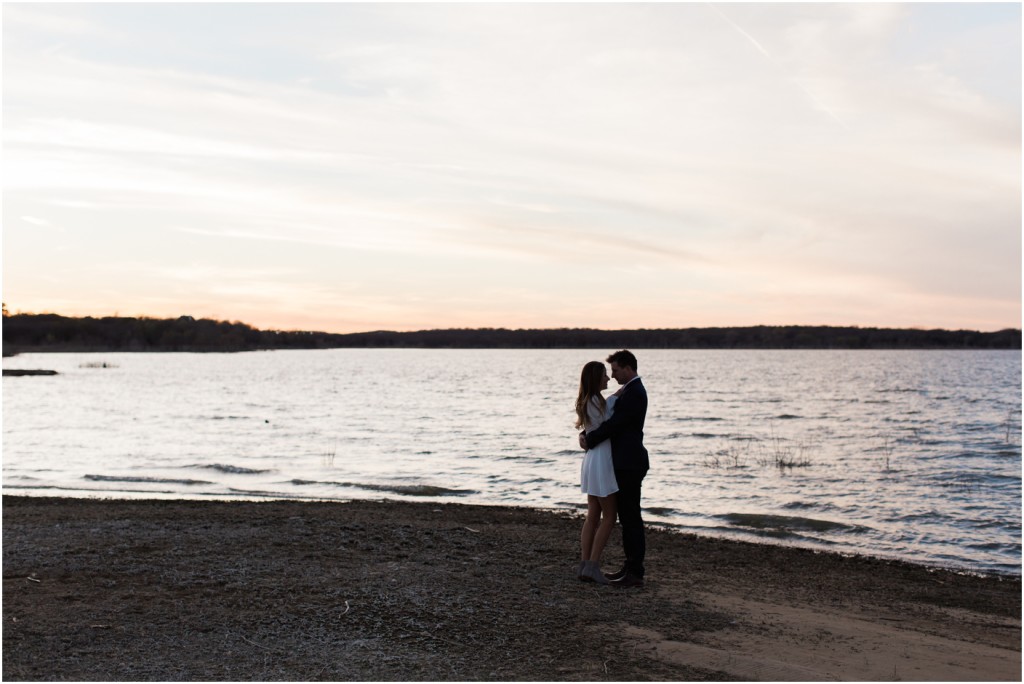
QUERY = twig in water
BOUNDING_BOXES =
[341,600,351,616]
[464,526,480,533]
[1004,409,1020,445]
[322,439,338,467]
[881,436,894,471]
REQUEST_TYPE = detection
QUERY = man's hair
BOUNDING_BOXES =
[607,349,638,372]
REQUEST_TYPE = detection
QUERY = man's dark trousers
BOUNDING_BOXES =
[614,467,647,578]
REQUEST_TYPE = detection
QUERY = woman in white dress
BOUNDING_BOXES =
[574,361,619,584]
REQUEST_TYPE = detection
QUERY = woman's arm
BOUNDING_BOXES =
[584,396,604,432]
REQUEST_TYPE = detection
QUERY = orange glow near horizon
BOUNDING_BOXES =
[5,299,1019,335]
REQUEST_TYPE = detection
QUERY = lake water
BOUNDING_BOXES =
[3,349,1021,576]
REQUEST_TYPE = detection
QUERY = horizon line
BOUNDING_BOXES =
[4,310,1020,336]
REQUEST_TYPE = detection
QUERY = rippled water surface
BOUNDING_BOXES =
[3,349,1020,575]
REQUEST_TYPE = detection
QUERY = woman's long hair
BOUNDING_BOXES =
[575,361,607,430]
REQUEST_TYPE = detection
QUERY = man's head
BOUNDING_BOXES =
[606,349,638,385]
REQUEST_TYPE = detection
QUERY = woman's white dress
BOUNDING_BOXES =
[581,395,618,497]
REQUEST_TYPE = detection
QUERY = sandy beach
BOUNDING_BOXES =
[2,495,1020,681]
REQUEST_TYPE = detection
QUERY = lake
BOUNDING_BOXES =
[3,348,1020,576]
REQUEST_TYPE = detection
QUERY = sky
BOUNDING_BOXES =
[3,2,1021,333]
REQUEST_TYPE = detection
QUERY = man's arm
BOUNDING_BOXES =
[584,387,647,449]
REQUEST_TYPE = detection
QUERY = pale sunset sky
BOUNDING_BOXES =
[3,2,1021,333]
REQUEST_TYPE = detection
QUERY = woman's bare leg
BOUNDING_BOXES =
[588,494,618,563]
[580,494,617,584]
[580,495,600,561]
[579,496,604,580]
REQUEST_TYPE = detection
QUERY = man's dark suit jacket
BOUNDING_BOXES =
[584,378,649,471]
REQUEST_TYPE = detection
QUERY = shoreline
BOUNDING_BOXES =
[3,495,1020,681]
[4,489,1020,580]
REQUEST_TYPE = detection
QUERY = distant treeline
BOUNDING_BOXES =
[2,313,1020,352]
[2,314,334,353]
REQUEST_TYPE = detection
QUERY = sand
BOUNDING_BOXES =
[2,495,1020,681]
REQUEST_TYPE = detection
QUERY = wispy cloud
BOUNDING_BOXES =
[19,216,52,227]
[3,3,1019,331]
[707,2,773,58]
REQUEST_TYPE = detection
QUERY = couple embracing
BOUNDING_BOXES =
[574,350,649,588]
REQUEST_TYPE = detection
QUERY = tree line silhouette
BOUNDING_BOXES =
[2,312,1020,352]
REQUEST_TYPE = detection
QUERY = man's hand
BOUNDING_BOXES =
[578,432,587,450]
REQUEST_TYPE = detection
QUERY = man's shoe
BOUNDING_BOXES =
[610,572,645,588]
[603,566,628,581]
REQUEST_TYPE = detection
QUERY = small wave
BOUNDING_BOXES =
[982,562,1024,576]
[701,522,845,544]
[193,464,271,475]
[932,474,988,492]
[85,474,212,485]
[974,473,1021,484]
[354,483,477,497]
[782,501,837,512]
[497,455,554,464]
[719,512,868,535]
[224,488,342,501]
[2,484,61,490]
[643,506,677,517]
[290,479,476,497]
[7,484,179,496]
[775,414,801,420]
[674,416,724,422]
[967,541,1022,552]
[888,510,952,523]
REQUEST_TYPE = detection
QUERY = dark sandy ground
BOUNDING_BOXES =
[2,495,1020,681]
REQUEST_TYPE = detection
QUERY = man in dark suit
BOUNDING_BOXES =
[580,349,649,588]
